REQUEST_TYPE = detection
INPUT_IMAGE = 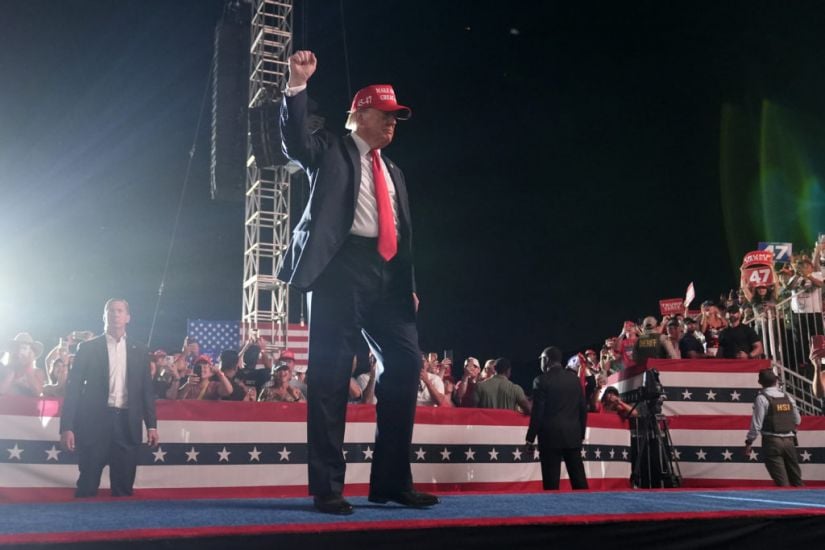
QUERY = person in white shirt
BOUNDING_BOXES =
[60,299,159,497]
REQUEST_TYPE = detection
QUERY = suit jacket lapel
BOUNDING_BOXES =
[344,135,362,215]
[98,335,110,380]
[385,157,411,238]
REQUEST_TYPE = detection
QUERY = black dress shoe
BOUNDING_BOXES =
[313,494,354,515]
[368,490,439,507]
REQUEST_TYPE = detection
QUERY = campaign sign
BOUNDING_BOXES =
[758,242,792,263]
[742,250,775,268]
[743,266,775,288]
[659,298,683,316]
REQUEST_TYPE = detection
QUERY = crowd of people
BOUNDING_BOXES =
[2,240,824,411]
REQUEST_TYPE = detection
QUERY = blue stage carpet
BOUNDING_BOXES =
[3,489,825,548]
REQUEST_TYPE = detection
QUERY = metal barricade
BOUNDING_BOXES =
[746,294,824,415]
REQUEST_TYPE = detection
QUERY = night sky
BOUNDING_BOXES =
[3,1,825,376]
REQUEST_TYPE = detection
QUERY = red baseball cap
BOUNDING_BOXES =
[349,84,411,120]
[281,349,296,360]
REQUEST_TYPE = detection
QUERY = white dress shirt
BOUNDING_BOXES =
[106,333,129,408]
[348,132,400,238]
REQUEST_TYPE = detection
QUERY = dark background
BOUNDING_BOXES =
[2,0,825,377]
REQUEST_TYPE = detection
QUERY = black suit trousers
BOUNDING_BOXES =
[306,237,420,497]
[538,444,589,491]
[75,408,139,497]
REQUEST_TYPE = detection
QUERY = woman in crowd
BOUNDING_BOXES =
[0,333,47,397]
[259,363,306,402]
[700,301,727,357]
[600,387,638,420]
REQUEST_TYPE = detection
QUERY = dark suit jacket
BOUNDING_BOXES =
[277,89,416,293]
[526,366,587,449]
[60,335,157,446]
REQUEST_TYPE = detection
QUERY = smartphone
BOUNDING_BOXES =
[443,349,454,361]
[811,335,825,353]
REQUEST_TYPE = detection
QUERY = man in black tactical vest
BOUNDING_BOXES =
[744,368,803,486]
[633,317,677,368]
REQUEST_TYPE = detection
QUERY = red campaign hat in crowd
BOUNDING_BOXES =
[349,84,412,120]
[280,350,296,360]
[194,354,212,365]
[151,349,167,357]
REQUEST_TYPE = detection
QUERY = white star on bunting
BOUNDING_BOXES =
[342,449,349,460]
[705,390,717,401]
[488,448,499,461]
[45,445,61,461]
[800,450,812,462]
[278,446,291,461]
[7,444,23,460]
[464,448,475,461]
[248,447,262,462]
[512,448,523,461]
[682,389,692,400]
[673,448,681,460]
[622,449,629,460]
[748,449,759,461]
[217,447,231,462]
[696,449,707,461]
[533,449,540,460]
[186,447,200,463]
[609,449,615,459]
[415,447,426,461]
[594,449,602,459]
[721,449,733,461]
[730,390,741,401]
[440,448,451,461]
[152,447,167,463]
[363,446,374,460]
[580,448,587,459]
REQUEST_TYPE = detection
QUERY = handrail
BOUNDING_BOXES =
[742,290,823,415]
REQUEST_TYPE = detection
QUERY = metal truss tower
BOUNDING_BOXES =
[242,0,293,347]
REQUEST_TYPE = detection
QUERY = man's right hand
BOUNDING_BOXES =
[61,430,76,452]
[288,50,317,87]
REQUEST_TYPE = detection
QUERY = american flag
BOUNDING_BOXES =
[188,320,309,367]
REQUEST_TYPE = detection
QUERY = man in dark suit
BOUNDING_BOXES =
[60,299,159,497]
[278,50,437,515]
[526,346,589,490]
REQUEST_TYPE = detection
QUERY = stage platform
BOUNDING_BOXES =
[3,488,825,549]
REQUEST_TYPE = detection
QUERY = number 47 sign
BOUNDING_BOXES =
[758,242,793,263]
[745,266,774,286]
[742,249,777,288]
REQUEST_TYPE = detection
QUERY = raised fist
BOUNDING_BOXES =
[288,50,317,87]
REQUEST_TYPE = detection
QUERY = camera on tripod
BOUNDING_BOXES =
[639,368,666,414]
[629,368,682,489]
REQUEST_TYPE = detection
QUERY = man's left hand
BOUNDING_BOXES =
[147,429,160,447]
[412,293,419,313]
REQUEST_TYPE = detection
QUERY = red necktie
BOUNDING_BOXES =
[370,149,397,261]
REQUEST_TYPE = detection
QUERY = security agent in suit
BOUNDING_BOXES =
[60,299,159,497]
[526,346,589,490]
[278,51,437,515]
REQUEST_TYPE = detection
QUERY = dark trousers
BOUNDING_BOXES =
[538,445,589,490]
[306,237,420,497]
[75,408,139,497]
[762,435,804,487]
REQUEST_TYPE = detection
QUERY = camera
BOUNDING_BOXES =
[640,369,665,410]
[625,368,666,415]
